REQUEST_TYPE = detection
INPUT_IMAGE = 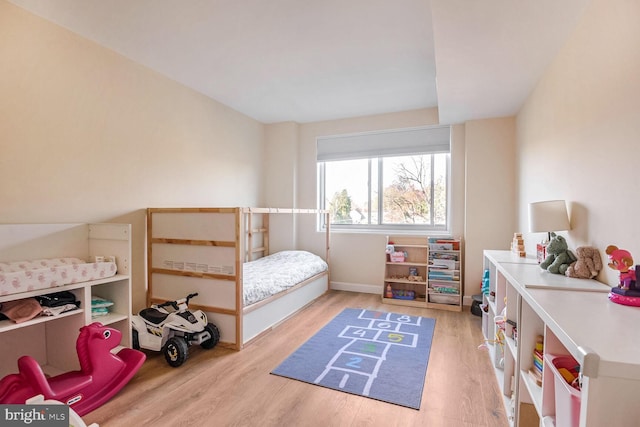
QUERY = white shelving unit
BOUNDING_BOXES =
[481,252,534,423]
[482,250,640,427]
[383,236,462,312]
[0,223,132,379]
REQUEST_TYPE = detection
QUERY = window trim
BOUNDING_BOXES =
[317,154,451,233]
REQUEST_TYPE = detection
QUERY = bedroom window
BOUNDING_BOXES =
[317,126,451,232]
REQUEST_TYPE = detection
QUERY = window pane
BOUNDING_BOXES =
[324,159,369,225]
[433,154,448,227]
[382,155,432,225]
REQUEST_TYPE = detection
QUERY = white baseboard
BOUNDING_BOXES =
[330,281,380,294]
[331,281,473,307]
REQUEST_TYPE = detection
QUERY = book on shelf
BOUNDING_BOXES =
[430,252,458,260]
[428,271,459,281]
[428,237,460,250]
[533,352,544,371]
[429,243,453,251]
[430,286,459,294]
[429,259,458,269]
[533,357,543,372]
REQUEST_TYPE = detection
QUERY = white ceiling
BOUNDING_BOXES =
[8,0,591,124]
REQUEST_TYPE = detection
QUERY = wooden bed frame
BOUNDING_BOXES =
[146,207,330,350]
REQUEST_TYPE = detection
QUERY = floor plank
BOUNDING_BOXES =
[83,291,509,427]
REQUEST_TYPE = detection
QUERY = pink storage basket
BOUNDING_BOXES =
[390,252,405,262]
[546,354,581,427]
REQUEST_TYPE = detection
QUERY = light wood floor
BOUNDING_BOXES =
[84,291,509,427]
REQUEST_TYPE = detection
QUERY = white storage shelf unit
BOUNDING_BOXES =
[0,223,132,379]
[482,250,640,427]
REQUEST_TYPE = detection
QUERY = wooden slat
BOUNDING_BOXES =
[146,208,153,307]
[149,207,328,214]
[188,303,236,317]
[263,213,269,256]
[246,210,253,262]
[150,268,235,281]
[150,237,235,247]
[148,298,237,317]
[250,246,266,253]
[235,209,242,350]
[147,207,237,214]
[241,207,329,214]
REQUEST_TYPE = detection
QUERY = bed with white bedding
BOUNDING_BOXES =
[147,207,330,350]
[242,250,328,306]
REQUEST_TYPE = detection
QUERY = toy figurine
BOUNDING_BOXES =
[606,245,640,307]
[606,245,637,290]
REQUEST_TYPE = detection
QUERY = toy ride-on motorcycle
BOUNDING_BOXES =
[131,293,220,367]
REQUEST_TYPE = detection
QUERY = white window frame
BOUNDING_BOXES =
[317,125,451,233]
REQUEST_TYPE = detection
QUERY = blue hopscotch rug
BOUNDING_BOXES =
[271,308,436,409]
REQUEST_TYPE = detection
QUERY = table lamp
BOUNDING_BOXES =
[528,200,570,262]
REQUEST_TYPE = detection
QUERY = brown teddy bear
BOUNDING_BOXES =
[565,246,602,279]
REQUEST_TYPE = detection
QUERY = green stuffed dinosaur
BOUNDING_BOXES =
[540,232,577,275]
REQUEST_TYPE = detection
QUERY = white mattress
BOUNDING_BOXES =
[0,257,117,296]
[242,250,328,306]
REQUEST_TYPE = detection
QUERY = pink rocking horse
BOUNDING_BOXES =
[0,322,145,416]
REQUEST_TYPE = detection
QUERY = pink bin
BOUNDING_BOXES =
[390,252,405,262]
[546,354,581,427]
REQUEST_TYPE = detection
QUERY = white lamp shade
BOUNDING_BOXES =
[528,200,570,233]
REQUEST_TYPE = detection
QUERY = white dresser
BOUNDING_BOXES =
[482,250,640,427]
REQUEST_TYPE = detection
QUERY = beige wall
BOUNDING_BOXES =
[263,122,299,208]
[516,0,640,286]
[0,2,265,311]
[465,117,517,294]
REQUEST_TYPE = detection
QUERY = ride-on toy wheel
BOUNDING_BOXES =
[132,329,140,350]
[163,337,188,367]
[201,323,220,349]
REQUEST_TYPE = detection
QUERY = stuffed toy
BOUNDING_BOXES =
[565,246,602,279]
[540,232,576,275]
[605,245,637,289]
